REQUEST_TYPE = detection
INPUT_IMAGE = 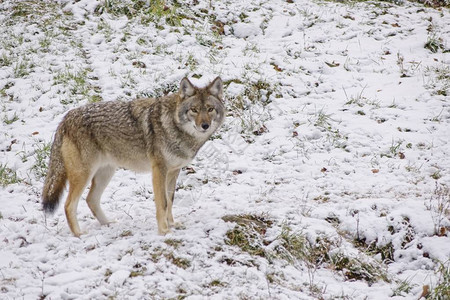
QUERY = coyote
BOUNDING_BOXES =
[42,77,225,237]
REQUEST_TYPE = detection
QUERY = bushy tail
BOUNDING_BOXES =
[42,130,67,213]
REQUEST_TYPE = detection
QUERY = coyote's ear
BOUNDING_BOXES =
[180,77,195,99]
[208,77,223,99]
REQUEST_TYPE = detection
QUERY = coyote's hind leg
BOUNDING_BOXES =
[86,166,116,226]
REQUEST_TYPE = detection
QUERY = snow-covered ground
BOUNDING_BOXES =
[0,0,449,299]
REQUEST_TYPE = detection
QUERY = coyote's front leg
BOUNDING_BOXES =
[152,162,171,235]
[166,169,181,227]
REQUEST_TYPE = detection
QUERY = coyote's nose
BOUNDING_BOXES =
[201,123,210,130]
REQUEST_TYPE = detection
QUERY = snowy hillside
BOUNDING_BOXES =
[0,0,449,299]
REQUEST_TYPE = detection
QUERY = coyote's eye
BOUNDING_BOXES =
[190,108,198,113]
[207,107,214,112]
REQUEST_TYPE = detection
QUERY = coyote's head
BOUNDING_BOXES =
[176,77,225,139]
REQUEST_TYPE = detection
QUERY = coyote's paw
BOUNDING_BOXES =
[172,222,185,230]
[72,229,88,238]
[158,227,173,236]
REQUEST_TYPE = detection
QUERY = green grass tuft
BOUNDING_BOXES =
[164,238,183,249]
[94,0,184,26]
[330,252,390,285]
[223,214,272,257]
[31,141,51,179]
[428,260,450,300]
[224,215,390,285]
[0,163,21,187]
[164,252,191,269]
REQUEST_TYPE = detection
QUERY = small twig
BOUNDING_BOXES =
[122,205,134,220]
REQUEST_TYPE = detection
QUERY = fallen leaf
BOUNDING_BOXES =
[271,63,282,72]
[184,167,196,174]
[253,125,268,136]
[325,61,340,68]
[132,61,146,68]
[419,285,429,299]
